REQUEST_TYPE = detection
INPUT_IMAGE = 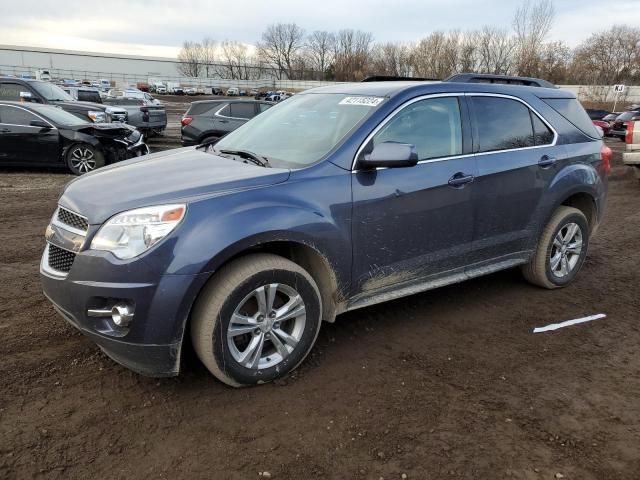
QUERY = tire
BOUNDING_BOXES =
[199,136,220,146]
[522,206,589,289]
[66,144,105,175]
[191,253,323,387]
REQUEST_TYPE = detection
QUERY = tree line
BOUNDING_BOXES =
[177,0,640,86]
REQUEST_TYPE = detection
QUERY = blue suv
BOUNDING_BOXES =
[41,75,609,387]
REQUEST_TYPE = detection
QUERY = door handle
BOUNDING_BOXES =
[538,155,557,168]
[448,172,475,187]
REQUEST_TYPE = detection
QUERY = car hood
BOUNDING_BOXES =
[59,148,291,224]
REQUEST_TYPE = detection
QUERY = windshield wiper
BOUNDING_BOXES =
[219,149,271,168]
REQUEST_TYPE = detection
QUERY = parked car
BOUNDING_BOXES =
[212,87,224,96]
[586,108,610,120]
[172,86,184,95]
[249,89,259,96]
[602,112,621,123]
[185,87,198,96]
[62,86,103,104]
[622,121,640,181]
[180,99,273,146]
[40,76,609,386]
[102,97,167,137]
[0,77,127,124]
[226,87,239,96]
[0,101,148,174]
[592,119,610,136]
[610,111,640,140]
[107,89,162,105]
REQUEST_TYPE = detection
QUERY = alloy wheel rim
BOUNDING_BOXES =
[549,222,583,278]
[227,283,306,370]
[70,147,96,173]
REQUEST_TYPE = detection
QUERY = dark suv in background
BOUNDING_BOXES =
[0,77,127,123]
[41,75,609,387]
[181,99,272,145]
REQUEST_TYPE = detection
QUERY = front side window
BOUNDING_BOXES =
[0,83,27,101]
[472,97,535,152]
[0,105,39,126]
[29,81,72,102]
[371,97,463,160]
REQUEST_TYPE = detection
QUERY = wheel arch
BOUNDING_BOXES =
[559,191,598,235]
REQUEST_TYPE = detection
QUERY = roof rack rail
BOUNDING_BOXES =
[361,75,439,82]
[444,73,557,89]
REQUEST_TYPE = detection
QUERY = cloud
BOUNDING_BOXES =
[1,0,639,56]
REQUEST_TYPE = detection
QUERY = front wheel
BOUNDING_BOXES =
[522,206,589,289]
[191,254,323,387]
[66,144,105,175]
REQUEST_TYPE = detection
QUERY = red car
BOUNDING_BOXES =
[592,119,610,136]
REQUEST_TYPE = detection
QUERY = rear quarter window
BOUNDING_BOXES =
[542,98,599,138]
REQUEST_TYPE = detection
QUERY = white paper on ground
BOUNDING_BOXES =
[533,314,607,333]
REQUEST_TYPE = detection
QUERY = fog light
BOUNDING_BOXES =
[111,303,133,327]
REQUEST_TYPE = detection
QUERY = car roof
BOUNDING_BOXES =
[304,80,575,99]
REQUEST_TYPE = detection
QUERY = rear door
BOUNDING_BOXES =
[467,94,562,264]
[0,105,60,165]
[214,102,255,133]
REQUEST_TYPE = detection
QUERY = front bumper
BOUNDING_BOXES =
[40,246,209,377]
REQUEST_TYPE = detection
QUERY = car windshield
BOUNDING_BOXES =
[30,81,73,101]
[31,105,90,126]
[213,93,384,168]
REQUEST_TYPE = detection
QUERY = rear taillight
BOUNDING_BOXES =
[625,121,635,144]
[181,116,193,126]
[601,144,612,175]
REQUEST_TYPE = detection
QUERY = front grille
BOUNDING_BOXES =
[48,244,76,273]
[111,112,127,122]
[57,207,88,231]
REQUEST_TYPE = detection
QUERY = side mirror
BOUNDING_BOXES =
[30,120,52,129]
[360,142,419,169]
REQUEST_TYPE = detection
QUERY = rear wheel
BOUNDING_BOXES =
[191,253,323,387]
[66,144,104,175]
[522,206,589,289]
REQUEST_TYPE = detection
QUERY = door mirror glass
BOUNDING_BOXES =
[30,120,51,129]
[360,142,419,168]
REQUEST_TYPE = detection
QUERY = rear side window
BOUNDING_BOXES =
[258,103,272,113]
[0,105,39,126]
[471,97,534,152]
[542,98,599,138]
[229,103,256,119]
[77,90,101,103]
[187,102,218,116]
[531,113,554,145]
[373,97,463,160]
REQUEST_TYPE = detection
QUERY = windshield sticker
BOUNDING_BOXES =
[339,96,384,107]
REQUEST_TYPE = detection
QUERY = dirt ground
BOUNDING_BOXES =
[1,127,639,479]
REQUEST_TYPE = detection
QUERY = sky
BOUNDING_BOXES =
[1,0,639,58]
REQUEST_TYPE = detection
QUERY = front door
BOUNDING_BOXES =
[351,95,476,301]
[0,105,60,165]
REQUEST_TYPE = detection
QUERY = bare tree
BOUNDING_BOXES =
[371,42,413,77]
[177,38,218,77]
[513,0,555,76]
[177,41,205,77]
[411,31,460,79]
[332,29,374,81]
[306,31,335,79]
[257,23,306,79]
[476,26,515,74]
[538,40,571,84]
[220,41,257,80]
[571,25,640,85]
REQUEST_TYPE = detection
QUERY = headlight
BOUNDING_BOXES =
[88,110,106,123]
[90,204,186,259]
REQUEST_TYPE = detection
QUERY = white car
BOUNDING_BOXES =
[185,87,197,96]
[226,87,239,96]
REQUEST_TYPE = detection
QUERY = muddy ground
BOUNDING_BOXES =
[0,110,639,479]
